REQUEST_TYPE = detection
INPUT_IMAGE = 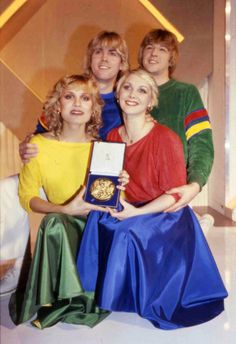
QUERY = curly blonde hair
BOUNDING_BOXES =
[43,74,103,138]
[84,31,129,82]
[138,29,179,78]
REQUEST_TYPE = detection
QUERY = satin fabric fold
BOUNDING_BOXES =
[9,213,109,329]
[77,206,228,330]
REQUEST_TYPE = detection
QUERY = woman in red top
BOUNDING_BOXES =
[77,69,227,330]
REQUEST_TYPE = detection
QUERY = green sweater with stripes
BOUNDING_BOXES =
[151,79,214,188]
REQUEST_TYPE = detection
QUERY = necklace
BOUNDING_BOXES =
[121,120,155,145]
[122,131,136,144]
[122,124,146,145]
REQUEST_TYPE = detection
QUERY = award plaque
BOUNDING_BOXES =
[84,141,126,207]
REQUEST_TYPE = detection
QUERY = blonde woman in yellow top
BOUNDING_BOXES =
[9,74,127,329]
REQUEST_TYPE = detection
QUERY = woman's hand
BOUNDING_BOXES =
[108,198,139,220]
[63,186,108,216]
[164,182,200,212]
[19,133,38,163]
[117,170,129,191]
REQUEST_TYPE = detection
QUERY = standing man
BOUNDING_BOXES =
[138,29,214,212]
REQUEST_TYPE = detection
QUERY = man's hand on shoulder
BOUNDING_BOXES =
[19,133,39,163]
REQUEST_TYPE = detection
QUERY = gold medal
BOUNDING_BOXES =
[90,178,116,201]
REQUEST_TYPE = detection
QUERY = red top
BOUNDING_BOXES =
[107,123,187,203]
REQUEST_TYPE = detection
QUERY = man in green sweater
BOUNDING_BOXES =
[139,29,214,212]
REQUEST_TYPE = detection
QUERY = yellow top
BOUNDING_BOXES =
[19,134,92,212]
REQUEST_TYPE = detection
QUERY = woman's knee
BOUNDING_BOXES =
[40,213,68,234]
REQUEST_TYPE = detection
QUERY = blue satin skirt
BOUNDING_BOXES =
[77,206,228,330]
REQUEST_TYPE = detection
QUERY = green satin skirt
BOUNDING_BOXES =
[9,213,109,329]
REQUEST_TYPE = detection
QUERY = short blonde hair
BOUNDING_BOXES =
[116,69,158,109]
[43,74,103,138]
[138,29,179,78]
[84,31,129,81]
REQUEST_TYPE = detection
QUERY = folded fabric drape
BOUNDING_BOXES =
[78,206,228,330]
[9,213,109,329]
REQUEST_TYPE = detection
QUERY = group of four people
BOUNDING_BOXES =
[2,29,227,330]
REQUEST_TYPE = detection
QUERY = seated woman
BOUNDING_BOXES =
[77,69,228,330]
[9,74,127,329]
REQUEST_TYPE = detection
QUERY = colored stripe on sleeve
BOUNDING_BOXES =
[185,115,210,131]
[184,108,208,125]
[184,108,212,140]
[186,121,212,141]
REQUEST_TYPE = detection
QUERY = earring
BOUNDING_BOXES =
[91,111,97,119]
[146,105,152,114]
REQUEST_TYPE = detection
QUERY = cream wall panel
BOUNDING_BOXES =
[225,0,236,206]
[208,0,226,214]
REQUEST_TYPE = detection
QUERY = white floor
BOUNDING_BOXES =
[1,226,236,344]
